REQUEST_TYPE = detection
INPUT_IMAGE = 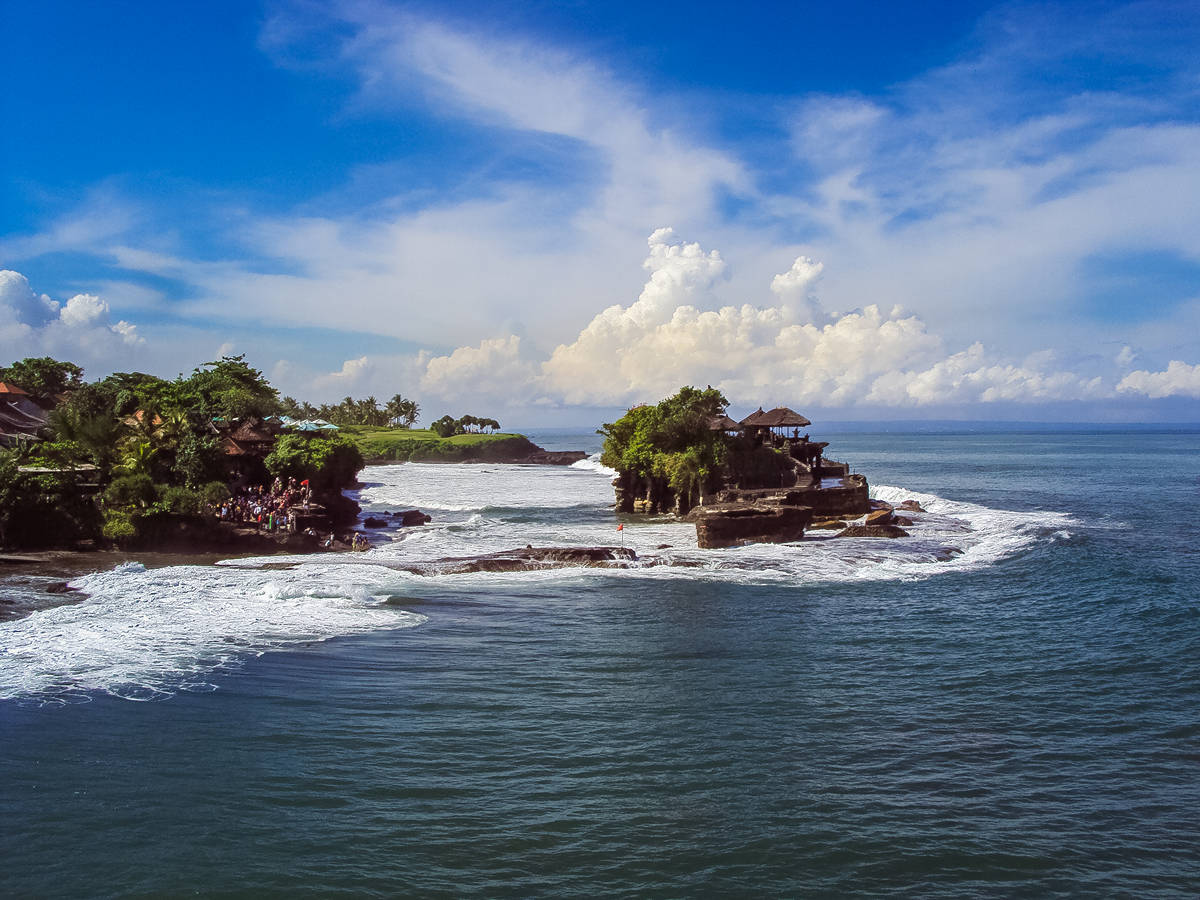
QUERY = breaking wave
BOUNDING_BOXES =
[0,461,1073,703]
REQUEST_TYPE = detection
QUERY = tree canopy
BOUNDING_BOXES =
[599,386,730,497]
[182,355,280,421]
[430,413,501,437]
[279,392,421,428]
[0,357,84,404]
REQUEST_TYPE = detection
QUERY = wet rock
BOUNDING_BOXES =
[395,509,432,527]
[865,508,895,527]
[45,581,77,594]
[403,546,637,575]
[526,450,588,465]
[694,504,812,549]
[870,499,894,511]
[836,524,910,538]
[362,516,389,528]
[809,518,848,530]
[893,515,914,527]
[899,499,926,512]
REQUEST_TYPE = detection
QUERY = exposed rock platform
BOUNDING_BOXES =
[694,504,813,549]
[400,545,638,575]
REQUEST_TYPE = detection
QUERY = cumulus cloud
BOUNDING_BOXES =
[1117,361,1200,398]
[421,230,1117,410]
[1115,345,1136,367]
[421,336,541,404]
[0,271,144,366]
[313,355,374,393]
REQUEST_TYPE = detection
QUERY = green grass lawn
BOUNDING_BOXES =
[338,426,540,462]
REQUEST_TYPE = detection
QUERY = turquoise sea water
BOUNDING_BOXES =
[2,428,1199,897]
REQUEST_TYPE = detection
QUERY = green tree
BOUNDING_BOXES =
[180,355,280,421]
[176,431,225,488]
[385,395,420,428]
[430,415,461,438]
[49,402,126,477]
[264,433,364,491]
[0,357,85,405]
[599,385,730,498]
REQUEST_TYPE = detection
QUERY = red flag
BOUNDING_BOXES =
[300,479,310,485]
[616,523,623,531]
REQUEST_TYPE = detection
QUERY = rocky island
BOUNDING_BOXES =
[600,386,908,548]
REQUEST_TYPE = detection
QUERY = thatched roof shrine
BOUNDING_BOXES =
[707,414,743,431]
[740,407,811,429]
[230,418,274,443]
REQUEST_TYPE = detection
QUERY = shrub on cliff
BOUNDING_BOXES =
[264,433,364,491]
[103,474,157,510]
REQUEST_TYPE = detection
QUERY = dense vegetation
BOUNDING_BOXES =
[0,354,515,548]
[599,386,731,499]
[264,433,364,491]
[279,394,420,428]
[429,414,502,437]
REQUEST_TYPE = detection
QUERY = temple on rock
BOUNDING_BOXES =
[612,401,876,549]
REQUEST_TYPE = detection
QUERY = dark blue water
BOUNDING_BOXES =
[3,430,1199,897]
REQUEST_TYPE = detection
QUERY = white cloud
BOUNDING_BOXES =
[1115,345,1136,366]
[421,336,541,404]
[0,270,144,369]
[312,355,374,394]
[420,230,1120,410]
[1117,361,1200,398]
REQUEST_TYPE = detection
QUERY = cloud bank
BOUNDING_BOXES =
[1118,361,1200,399]
[416,230,1115,410]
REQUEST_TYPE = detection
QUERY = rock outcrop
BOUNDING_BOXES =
[526,450,588,465]
[836,524,910,538]
[694,504,813,549]
[402,545,637,575]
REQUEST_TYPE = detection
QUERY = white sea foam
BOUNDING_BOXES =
[571,452,617,477]
[0,560,424,703]
[1,462,1073,702]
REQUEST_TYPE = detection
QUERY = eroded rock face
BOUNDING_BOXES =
[694,504,813,549]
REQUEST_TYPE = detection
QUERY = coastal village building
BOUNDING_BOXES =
[0,382,49,447]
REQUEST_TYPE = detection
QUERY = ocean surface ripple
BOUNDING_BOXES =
[2,428,1198,896]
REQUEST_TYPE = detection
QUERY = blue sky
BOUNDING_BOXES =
[3,0,1200,423]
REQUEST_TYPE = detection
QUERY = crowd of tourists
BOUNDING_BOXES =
[216,476,311,533]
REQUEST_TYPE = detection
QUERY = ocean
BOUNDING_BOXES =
[2,427,1198,897]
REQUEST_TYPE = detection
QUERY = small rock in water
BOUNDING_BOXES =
[865,508,895,527]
